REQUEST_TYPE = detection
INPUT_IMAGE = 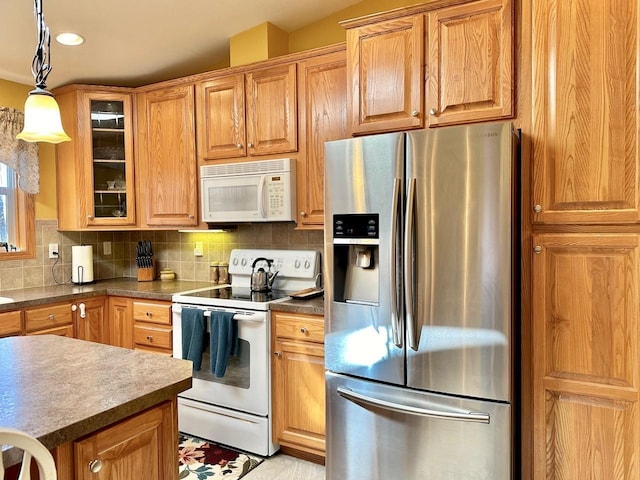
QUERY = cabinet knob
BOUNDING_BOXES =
[429,108,437,115]
[274,351,281,358]
[146,335,153,341]
[247,142,254,148]
[236,143,243,149]
[300,327,308,334]
[87,215,94,220]
[48,314,55,320]
[71,305,77,312]
[533,204,542,213]
[146,311,152,317]
[88,459,103,473]
[533,245,543,254]
[411,110,419,117]
[300,211,307,217]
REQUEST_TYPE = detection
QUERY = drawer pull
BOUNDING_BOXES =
[48,314,55,320]
[300,327,308,334]
[146,311,152,317]
[146,335,153,342]
[274,351,281,358]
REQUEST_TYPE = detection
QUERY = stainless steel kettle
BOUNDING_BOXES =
[251,257,279,292]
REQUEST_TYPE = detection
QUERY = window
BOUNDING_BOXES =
[0,162,34,259]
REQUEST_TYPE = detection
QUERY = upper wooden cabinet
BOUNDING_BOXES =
[426,0,513,126]
[136,84,199,227]
[531,0,640,224]
[296,49,348,228]
[345,14,424,135]
[55,86,136,230]
[197,64,297,162]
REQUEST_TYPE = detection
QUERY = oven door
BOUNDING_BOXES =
[172,303,270,416]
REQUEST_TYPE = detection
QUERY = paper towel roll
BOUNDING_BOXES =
[72,245,94,284]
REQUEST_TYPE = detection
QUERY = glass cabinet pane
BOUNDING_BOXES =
[90,100,128,218]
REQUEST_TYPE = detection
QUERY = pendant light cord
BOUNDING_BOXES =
[31,0,52,90]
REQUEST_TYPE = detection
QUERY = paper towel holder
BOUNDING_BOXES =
[72,244,95,285]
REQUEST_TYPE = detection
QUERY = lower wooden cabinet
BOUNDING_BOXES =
[108,296,134,349]
[24,301,75,335]
[0,310,22,337]
[54,400,177,480]
[532,233,640,479]
[132,299,173,355]
[271,311,325,459]
[74,296,108,344]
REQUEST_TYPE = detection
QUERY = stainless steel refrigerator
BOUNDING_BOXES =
[324,122,518,480]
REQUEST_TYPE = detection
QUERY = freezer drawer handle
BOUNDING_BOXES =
[337,385,490,424]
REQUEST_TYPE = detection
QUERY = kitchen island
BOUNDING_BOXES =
[0,334,192,479]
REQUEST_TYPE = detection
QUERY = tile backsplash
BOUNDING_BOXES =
[0,220,323,291]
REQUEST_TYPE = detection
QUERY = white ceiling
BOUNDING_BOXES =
[0,0,361,89]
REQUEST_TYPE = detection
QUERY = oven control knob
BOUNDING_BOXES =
[304,260,311,269]
[294,259,301,268]
[232,257,239,266]
[241,258,247,267]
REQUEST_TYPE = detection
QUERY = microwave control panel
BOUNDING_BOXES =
[266,175,286,215]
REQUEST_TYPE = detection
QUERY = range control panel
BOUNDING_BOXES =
[229,249,319,279]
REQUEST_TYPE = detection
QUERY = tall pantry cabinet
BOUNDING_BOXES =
[526,0,640,479]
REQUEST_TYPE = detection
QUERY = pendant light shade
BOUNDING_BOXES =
[17,87,71,144]
[16,0,71,143]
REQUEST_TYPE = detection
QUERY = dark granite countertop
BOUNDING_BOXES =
[0,278,213,312]
[270,295,325,316]
[0,335,192,467]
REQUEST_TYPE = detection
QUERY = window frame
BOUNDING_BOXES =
[0,165,35,260]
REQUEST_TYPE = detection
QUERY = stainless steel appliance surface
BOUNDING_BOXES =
[172,248,320,456]
[324,122,519,479]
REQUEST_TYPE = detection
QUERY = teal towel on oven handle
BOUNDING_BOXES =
[180,307,205,371]
[210,311,238,377]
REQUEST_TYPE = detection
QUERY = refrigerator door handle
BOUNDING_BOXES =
[336,385,490,424]
[390,177,403,348]
[404,177,419,351]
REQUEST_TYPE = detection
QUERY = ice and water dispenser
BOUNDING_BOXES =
[331,213,379,306]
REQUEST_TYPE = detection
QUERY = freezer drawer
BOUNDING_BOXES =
[326,372,512,480]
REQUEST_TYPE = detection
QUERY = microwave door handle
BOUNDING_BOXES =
[257,176,267,219]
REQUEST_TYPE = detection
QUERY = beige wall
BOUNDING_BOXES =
[0,78,57,220]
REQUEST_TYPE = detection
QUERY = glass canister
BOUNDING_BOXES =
[218,262,229,285]
[209,261,220,283]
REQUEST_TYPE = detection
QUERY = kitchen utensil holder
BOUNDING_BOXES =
[137,260,155,282]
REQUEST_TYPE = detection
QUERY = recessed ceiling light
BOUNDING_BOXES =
[55,32,84,46]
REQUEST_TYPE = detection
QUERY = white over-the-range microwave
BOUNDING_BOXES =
[201,158,296,223]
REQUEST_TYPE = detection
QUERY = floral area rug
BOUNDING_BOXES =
[178,434,263,480]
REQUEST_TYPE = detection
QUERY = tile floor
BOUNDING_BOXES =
[243,454,325,480]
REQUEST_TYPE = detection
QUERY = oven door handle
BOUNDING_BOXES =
[204,311,263,322]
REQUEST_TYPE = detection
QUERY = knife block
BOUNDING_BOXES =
[137,260,155,282]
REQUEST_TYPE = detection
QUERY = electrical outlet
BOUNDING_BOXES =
[194,241,203,257]
[103,241,112,256]
[48,243,59,259]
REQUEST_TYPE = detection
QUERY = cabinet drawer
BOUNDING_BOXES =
[274,312,324,343]
[29,324,74,337]
[134,324,172,350]
[0,310,21,336]
[25,303,73,332]
[132,301,171,325]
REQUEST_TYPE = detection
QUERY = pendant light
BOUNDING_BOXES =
[16,0,71,144]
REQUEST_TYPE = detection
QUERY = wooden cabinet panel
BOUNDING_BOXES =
[132,299,173,355]
[29,324,74,337]
[134,324,172,351]
[55,87,136,230]
[0,310,21,337]
[346,15,424,134]
[531,0,640,223]
[109,296,133,349]
[297,50,348,228]
[25,302,73,333]
[75,297,108,344]
[426,0,513,126]
[74,400,177,480]
[132,300,171,325]
[532,234,640,480]
[272,311,325,458]
[137,84,198,227]
[246,64,298,156]
[196,74,246,160]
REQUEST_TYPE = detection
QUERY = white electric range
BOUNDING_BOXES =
[172,249,320,456]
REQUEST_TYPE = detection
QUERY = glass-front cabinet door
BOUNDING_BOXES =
[82,92,135,226]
